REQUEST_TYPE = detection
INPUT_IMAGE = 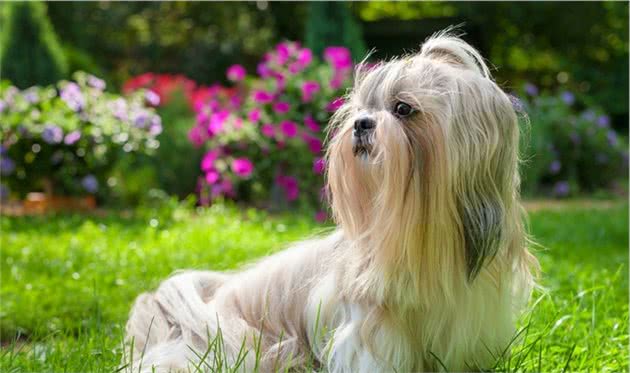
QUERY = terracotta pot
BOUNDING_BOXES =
[21,193,96,214]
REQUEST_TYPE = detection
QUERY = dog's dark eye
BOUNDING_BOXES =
[394,102,414,117]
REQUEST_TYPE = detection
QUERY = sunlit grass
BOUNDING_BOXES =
[1,201,627,372]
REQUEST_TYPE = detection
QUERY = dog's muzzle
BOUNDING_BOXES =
[352,116,375,157]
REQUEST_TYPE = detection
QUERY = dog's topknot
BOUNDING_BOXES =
[420,29,492,79]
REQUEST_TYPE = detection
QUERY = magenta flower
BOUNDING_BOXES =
[227,64,246,82]
[273,101,291,114]
[253,90,273,104]
[297,48,313,67]
[280,120,298,138]
[304,115,320,132]
[209,110,230,134]
[248,108,261,123]
[205,170,220,184]
[315,211,327,223]
[313,158,326,174]
[232,157,254,178]
[301,81,320,103]
[326,97,345,112]
[188,125,206,147]
[275,42,291,65]
[276,175,299,201]
[261,123,275,138]
[257,62,271,78]
[324,46,352,71]
[304,135,322,154]
[201,149,220,172]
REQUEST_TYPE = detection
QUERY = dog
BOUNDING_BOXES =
[124,30,538,372]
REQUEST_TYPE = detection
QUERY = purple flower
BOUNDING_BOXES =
[607,130,618,146]
[280,120,298,138]
[560,91,575,105]
[231,157,254,178]
[253,90,273,104]
[549,160,561,174]
[304,135,322,154]
[0,157,15,175]
[508,94,524,113]
[257,62,271,78]
[324,47,352,71]
[227,64,246,82]
[597,115,610,128]
[301,81,320,103]
[553,181,570,197]
[0,145,6,154]
[581,110,596,122]
[87,75,106,90]
[24,89,39,104]
[149,116,163,136]
[273,101,290,114]
[81,175,99,194]
[145,90,160,106]
[261,123,275,138]
[42,125,63,144]
[133,110,150,128]
[313,158,325,174]
[248,108,261,123]
[60,82,85,111]
[110,98,128,121]
[64,131,81,145]
[524,83,539,96]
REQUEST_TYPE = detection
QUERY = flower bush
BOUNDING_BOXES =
[0,72,161,200]
[187,41,353,218]
[516,84,628,197]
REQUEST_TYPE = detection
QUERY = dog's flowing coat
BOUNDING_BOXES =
[125,32,538,372]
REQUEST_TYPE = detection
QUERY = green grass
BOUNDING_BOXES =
[1,201,628,372]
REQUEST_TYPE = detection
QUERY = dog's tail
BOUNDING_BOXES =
[123,270,233,372]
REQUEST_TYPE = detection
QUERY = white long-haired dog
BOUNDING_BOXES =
[124,31,538,372]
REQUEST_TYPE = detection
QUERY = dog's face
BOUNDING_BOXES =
[326,34,523,287]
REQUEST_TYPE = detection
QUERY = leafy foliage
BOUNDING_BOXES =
[0,1,68,88]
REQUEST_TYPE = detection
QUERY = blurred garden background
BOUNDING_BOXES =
[0,2,628,371]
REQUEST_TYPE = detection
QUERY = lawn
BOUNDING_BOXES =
[1,200,628,372]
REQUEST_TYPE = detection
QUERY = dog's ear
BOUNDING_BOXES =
[420,29,491,79]
[458,195,503,280]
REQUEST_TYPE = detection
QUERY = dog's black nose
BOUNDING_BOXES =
[354,117,376,134]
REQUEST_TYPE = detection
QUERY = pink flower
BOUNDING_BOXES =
[272,72,286,92]
[188,125,206,147]
[253,90,273,104]
[201,149,220,172]
[280,120,298,138]
[326,97,345,112]
[273,101,291,114]
[301,81,320,103]
[205,170,220,184]
[209,110,230,134]
[257,62,271,78]
[261,123,275,138]
[248,108,261,122]
[304,135,322,154]
[276,175,299,201]
[297,48,313,67]
[231,157,254,178]
[313,158,325,174]
[275,42,291,65]
[315,211,327,223]
[324,47,353,71]
[226,64,246,82]
[304,115,320,132]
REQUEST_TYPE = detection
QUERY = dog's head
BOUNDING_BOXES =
[326,31,524,293]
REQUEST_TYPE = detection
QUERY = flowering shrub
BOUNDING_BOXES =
[187,41,353,218]
[516,84,628,197]
[0,72,161,199]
